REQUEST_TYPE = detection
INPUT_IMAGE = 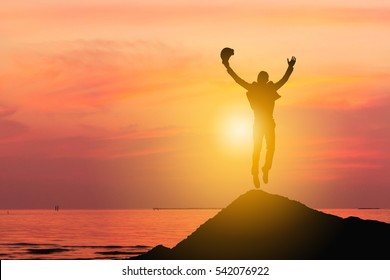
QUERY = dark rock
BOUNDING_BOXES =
[133,245,171,259]
[135,190,390,259]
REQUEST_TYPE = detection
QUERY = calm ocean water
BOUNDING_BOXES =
[1,208,389,260]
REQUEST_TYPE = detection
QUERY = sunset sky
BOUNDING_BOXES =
[1,0,389,209]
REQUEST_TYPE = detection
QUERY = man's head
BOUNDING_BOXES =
[257,71,269,84]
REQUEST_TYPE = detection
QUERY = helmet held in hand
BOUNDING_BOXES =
[220,47,234,64]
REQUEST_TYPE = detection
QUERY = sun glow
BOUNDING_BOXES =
[227,116,252,142]
[216,107,253,152]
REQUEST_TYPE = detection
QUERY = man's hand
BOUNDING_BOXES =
[287,56,296,67]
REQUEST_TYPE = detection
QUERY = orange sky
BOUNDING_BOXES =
[1,0,389,209]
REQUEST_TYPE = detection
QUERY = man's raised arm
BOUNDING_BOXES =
[273,56,296,90]
[223,61,251,90]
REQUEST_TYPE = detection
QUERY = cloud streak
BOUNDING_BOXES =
[5,40,196,110]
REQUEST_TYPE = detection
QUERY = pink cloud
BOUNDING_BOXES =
[0,123,184,160]
[0,105,17,118]
[3,40,199,114]
[278,92,390,186]
[0,39,200,178]
[0,119,28,140]
[0,104,28,141]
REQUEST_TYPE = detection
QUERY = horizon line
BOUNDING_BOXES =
[1,207,387,211]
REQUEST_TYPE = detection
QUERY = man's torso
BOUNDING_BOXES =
[246,82,281,123]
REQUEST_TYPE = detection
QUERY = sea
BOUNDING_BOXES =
[1,208,390,260]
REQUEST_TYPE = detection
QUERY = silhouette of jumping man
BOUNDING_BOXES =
[221,48,296,188]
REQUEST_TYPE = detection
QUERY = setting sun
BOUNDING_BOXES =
[216,107,253,152]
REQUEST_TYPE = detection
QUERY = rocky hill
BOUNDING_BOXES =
[134,190,390,259]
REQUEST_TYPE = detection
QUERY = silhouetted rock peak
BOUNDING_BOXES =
[135,190,390,259]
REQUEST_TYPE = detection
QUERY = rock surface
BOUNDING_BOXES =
[134,190,390,259]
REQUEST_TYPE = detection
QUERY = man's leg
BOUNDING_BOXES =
[252,124,263,188]
[262,120,276,184]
